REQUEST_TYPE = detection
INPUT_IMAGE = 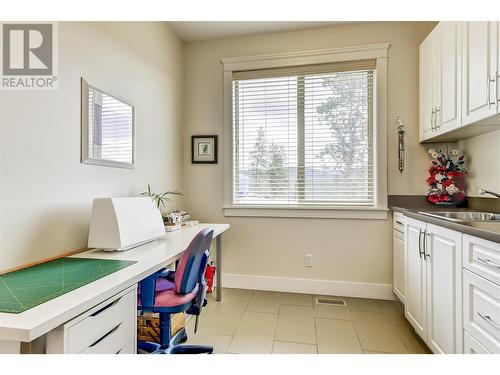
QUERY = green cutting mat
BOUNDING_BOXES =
[0,258,136,314]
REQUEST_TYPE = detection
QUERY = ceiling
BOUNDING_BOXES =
[168,21,359,42]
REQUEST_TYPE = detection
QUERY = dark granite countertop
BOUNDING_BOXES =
[388,195,500,244]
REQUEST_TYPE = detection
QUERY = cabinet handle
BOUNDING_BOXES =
[418,229,423,259]
[424,231,431,259]
[477,312,500,331]
[434,107,440,129]
[396,221,403,225]
[489,75,497,107]
[431,108,436,131]
[90,297,120,317]
[89,323,121,347]
[477,257,500,270]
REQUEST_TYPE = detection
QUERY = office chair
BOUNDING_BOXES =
[137,228,214,354]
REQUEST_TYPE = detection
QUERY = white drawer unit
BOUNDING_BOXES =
[46,285,137,354]
[393,211,405,233]
[462,269,500,353]
[463,234,500,286]
[392,211,406,303]
[464,330,491,354]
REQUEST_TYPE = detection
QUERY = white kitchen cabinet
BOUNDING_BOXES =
[393,212,406,303]
[464,330,491,354]
[462,235,500,354]
[419,22,462,142]
[419,27,439,141]
[425,224,463,354]
[404,217,462,353]
[405,217,427,339]
[461,21,498,126]
[463,270,500,353]
[438,22,462,133]
[419,21,500,142]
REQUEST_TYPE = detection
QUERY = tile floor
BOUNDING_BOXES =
[184,288,431,354]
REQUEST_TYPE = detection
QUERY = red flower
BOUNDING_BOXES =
[427,174,436,185]
[442,179,453,187]
[447,171,463,178]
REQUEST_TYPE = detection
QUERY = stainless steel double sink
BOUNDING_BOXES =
[418,211,500,222]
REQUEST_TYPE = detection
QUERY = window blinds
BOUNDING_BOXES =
[232,60,375,206]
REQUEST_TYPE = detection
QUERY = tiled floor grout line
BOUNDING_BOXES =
[225,290,255,354]
[198,289,427,354]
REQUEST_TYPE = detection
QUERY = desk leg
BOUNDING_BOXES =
[216,235,222,301]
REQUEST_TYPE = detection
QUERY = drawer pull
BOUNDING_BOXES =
[89,323,121,347]
[90,298,121,317]
[395,221,403,225]
[477,312,500,331]
[477,257,500,270]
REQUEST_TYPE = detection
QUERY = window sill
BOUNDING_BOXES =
[223,206,389,220]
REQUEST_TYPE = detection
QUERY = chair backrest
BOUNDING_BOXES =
[174,228,214,294]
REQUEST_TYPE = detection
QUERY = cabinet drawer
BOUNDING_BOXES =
[393,212,405,233]
[463,234,500,286]
[67,288,135,353]
[46,285,137,354]
[463,270,500,353]
[81,315,135,354]
[464,330,491,353]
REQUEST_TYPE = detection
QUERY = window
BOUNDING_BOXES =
[223,45,389,218]
[232,61,375,206]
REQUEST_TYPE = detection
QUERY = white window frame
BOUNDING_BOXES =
[222,43,390,219]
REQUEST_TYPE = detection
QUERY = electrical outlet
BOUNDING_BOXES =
[305,254,314,267]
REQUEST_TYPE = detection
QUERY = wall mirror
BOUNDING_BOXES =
[81,78,135,169]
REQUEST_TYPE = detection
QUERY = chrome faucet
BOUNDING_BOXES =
[479,189,500,199]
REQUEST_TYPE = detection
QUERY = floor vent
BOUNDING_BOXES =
[315,297,347,306]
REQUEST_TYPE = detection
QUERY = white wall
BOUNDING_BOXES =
[183,22,437,297]
[459,129,500,196]
[0,22,184,272]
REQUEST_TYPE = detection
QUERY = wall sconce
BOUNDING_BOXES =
[396,117,405,173]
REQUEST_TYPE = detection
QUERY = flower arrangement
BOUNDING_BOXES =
[426,148,467,206]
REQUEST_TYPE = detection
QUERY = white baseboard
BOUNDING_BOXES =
[222,273,395,300]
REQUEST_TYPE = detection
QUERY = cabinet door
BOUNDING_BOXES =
[393,229,406,303]
[425,224,462,354]
[438,22,462,133]
[462,21,498,125]
[497,21,500,113]
[420,28,438,141]
[405,218,427,340]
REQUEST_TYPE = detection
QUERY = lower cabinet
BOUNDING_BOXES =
[464,330,491,353]
[405,217,463,353]
[46,285,137,354]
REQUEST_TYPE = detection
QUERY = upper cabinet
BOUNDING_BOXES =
[419,26,439,141]
[420,22,500,142]
[462,22,498,125]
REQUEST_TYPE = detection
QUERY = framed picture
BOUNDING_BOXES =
[192,135,218,164]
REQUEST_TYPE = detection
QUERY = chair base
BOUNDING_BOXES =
[137,328,213,354]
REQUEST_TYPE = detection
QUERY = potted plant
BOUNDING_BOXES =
[426,148,467,207]
[141,184,182,222]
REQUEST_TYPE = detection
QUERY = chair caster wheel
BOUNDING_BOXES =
[203,298,208,307]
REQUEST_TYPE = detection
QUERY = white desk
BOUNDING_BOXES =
[0,223,229,352]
